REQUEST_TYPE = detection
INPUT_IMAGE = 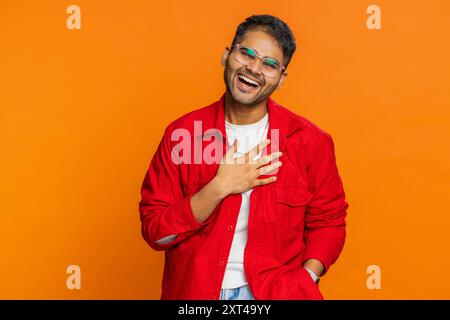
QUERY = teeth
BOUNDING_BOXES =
[238,75,259,86]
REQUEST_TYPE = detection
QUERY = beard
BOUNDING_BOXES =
[223,59,279,107]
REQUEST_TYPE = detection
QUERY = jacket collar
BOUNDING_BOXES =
[213,93,303,152]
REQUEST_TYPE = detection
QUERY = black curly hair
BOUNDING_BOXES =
[231,14,297,69]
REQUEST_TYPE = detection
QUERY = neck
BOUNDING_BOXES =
[224,91,268,125]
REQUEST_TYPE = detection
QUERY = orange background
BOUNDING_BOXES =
[1,0,450,299]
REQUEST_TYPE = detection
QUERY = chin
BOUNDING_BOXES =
[231,91,259,106]
[230,85,261,106]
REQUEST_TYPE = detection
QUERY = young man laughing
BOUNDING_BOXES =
[139,15,349,300]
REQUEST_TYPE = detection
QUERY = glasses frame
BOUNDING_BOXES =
[227,44,286,78]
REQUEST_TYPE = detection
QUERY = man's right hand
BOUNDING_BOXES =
[191,138,282,223]
[213,138,283,197]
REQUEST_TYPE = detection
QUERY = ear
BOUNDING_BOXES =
[221,47,230,66]
[276,72,288,90]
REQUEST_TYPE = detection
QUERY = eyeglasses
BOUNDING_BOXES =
[227,44,285,78]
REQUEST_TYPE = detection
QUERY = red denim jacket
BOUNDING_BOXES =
[139,94,349,300]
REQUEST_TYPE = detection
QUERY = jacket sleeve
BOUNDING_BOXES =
[302,132,349,276]
[139,123,210,251]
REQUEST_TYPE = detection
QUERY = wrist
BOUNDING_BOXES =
[210,176,230,200]
[302,259,324,276]
[304,267,320,283]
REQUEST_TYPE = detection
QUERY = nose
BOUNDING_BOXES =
[245,57,263,76]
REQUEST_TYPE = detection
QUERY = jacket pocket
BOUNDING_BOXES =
[298,267,324,300]
[265,185,312,224]
[270,266,324,300]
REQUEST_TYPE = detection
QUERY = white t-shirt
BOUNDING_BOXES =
[221,113,269,289]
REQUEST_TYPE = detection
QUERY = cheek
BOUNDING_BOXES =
[223,67,233,87]
[226,59,241,74]
[261,79,279,92]
[225,64,237,83]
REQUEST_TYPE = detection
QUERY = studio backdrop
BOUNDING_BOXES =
[1,0,449,299]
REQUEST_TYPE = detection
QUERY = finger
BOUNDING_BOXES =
[223,139,239,164]
[245,139,270,164]
[253,176,277,187]
[257,161,282,176]
[256,151,283,168]
[235,152,247,165]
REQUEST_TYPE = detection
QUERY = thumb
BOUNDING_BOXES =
[233,139,239,152]
[223,138,239,164]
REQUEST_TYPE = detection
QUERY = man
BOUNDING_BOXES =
[139,14,348,300]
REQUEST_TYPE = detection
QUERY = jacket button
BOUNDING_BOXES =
[227,225,233,231]
[218,260,225,267]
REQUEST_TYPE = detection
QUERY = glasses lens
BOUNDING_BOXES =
[236,47,256,65]
[262,58,280,77]
[234,45,282,78]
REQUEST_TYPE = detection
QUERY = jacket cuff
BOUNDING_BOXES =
[168,195,209,235]
[302,227,345,277]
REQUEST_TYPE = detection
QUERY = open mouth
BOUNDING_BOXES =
[236,74,260,90]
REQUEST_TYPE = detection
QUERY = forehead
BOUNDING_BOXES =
[238,29,284,62]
